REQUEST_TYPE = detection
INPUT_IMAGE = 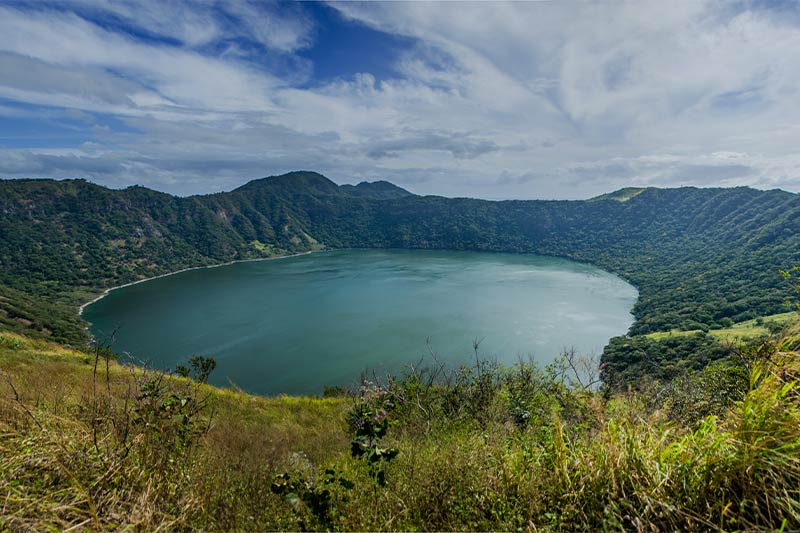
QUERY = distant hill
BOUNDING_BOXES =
[340,180,414,199]
[1,173,799,359]
[233,170,341,196]
[590,187,649,202]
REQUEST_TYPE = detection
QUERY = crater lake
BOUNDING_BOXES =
[83,249,638,395]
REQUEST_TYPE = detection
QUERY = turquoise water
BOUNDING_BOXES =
[83,249,638,395]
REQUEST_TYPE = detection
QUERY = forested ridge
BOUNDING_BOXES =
[2,171,799,386]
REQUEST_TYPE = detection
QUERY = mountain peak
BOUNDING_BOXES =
[340,180,413,199]
[233,171,340,195]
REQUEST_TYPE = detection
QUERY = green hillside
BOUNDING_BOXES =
[2,172,800,387]
[645,311,798,342]
[589,187,650,202]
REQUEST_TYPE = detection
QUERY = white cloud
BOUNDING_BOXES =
[220,0,315,53]
[323,1,800,196]
[0,6,287,114]
[76,0,222,47]
[2,1,800,198]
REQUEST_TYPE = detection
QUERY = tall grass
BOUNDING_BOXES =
[1,330,799,530]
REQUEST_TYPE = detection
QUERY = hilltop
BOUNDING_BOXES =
[589,187,650,202]
[339,180,414,199]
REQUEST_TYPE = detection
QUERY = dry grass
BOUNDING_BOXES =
[2,330,800,530]
[0,332,349,531]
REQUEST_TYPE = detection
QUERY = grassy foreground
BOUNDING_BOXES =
[2,331,800,531]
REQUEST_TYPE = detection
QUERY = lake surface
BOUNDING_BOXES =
[84,249,638,395]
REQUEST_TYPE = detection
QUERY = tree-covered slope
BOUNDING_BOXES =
[1,172,799,351]
[0,177,316,299]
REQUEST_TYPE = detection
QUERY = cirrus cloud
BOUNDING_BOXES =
[1,1,800,199]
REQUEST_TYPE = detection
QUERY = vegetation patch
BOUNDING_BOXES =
[645,311,798,342]
[2,328,800,530]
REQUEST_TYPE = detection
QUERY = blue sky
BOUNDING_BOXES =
[1,1,800,199]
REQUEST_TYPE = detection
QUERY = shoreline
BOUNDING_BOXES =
[77,250,318,317]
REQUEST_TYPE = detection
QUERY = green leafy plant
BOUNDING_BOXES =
[270,468,354,529]
[348,381,399,487]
